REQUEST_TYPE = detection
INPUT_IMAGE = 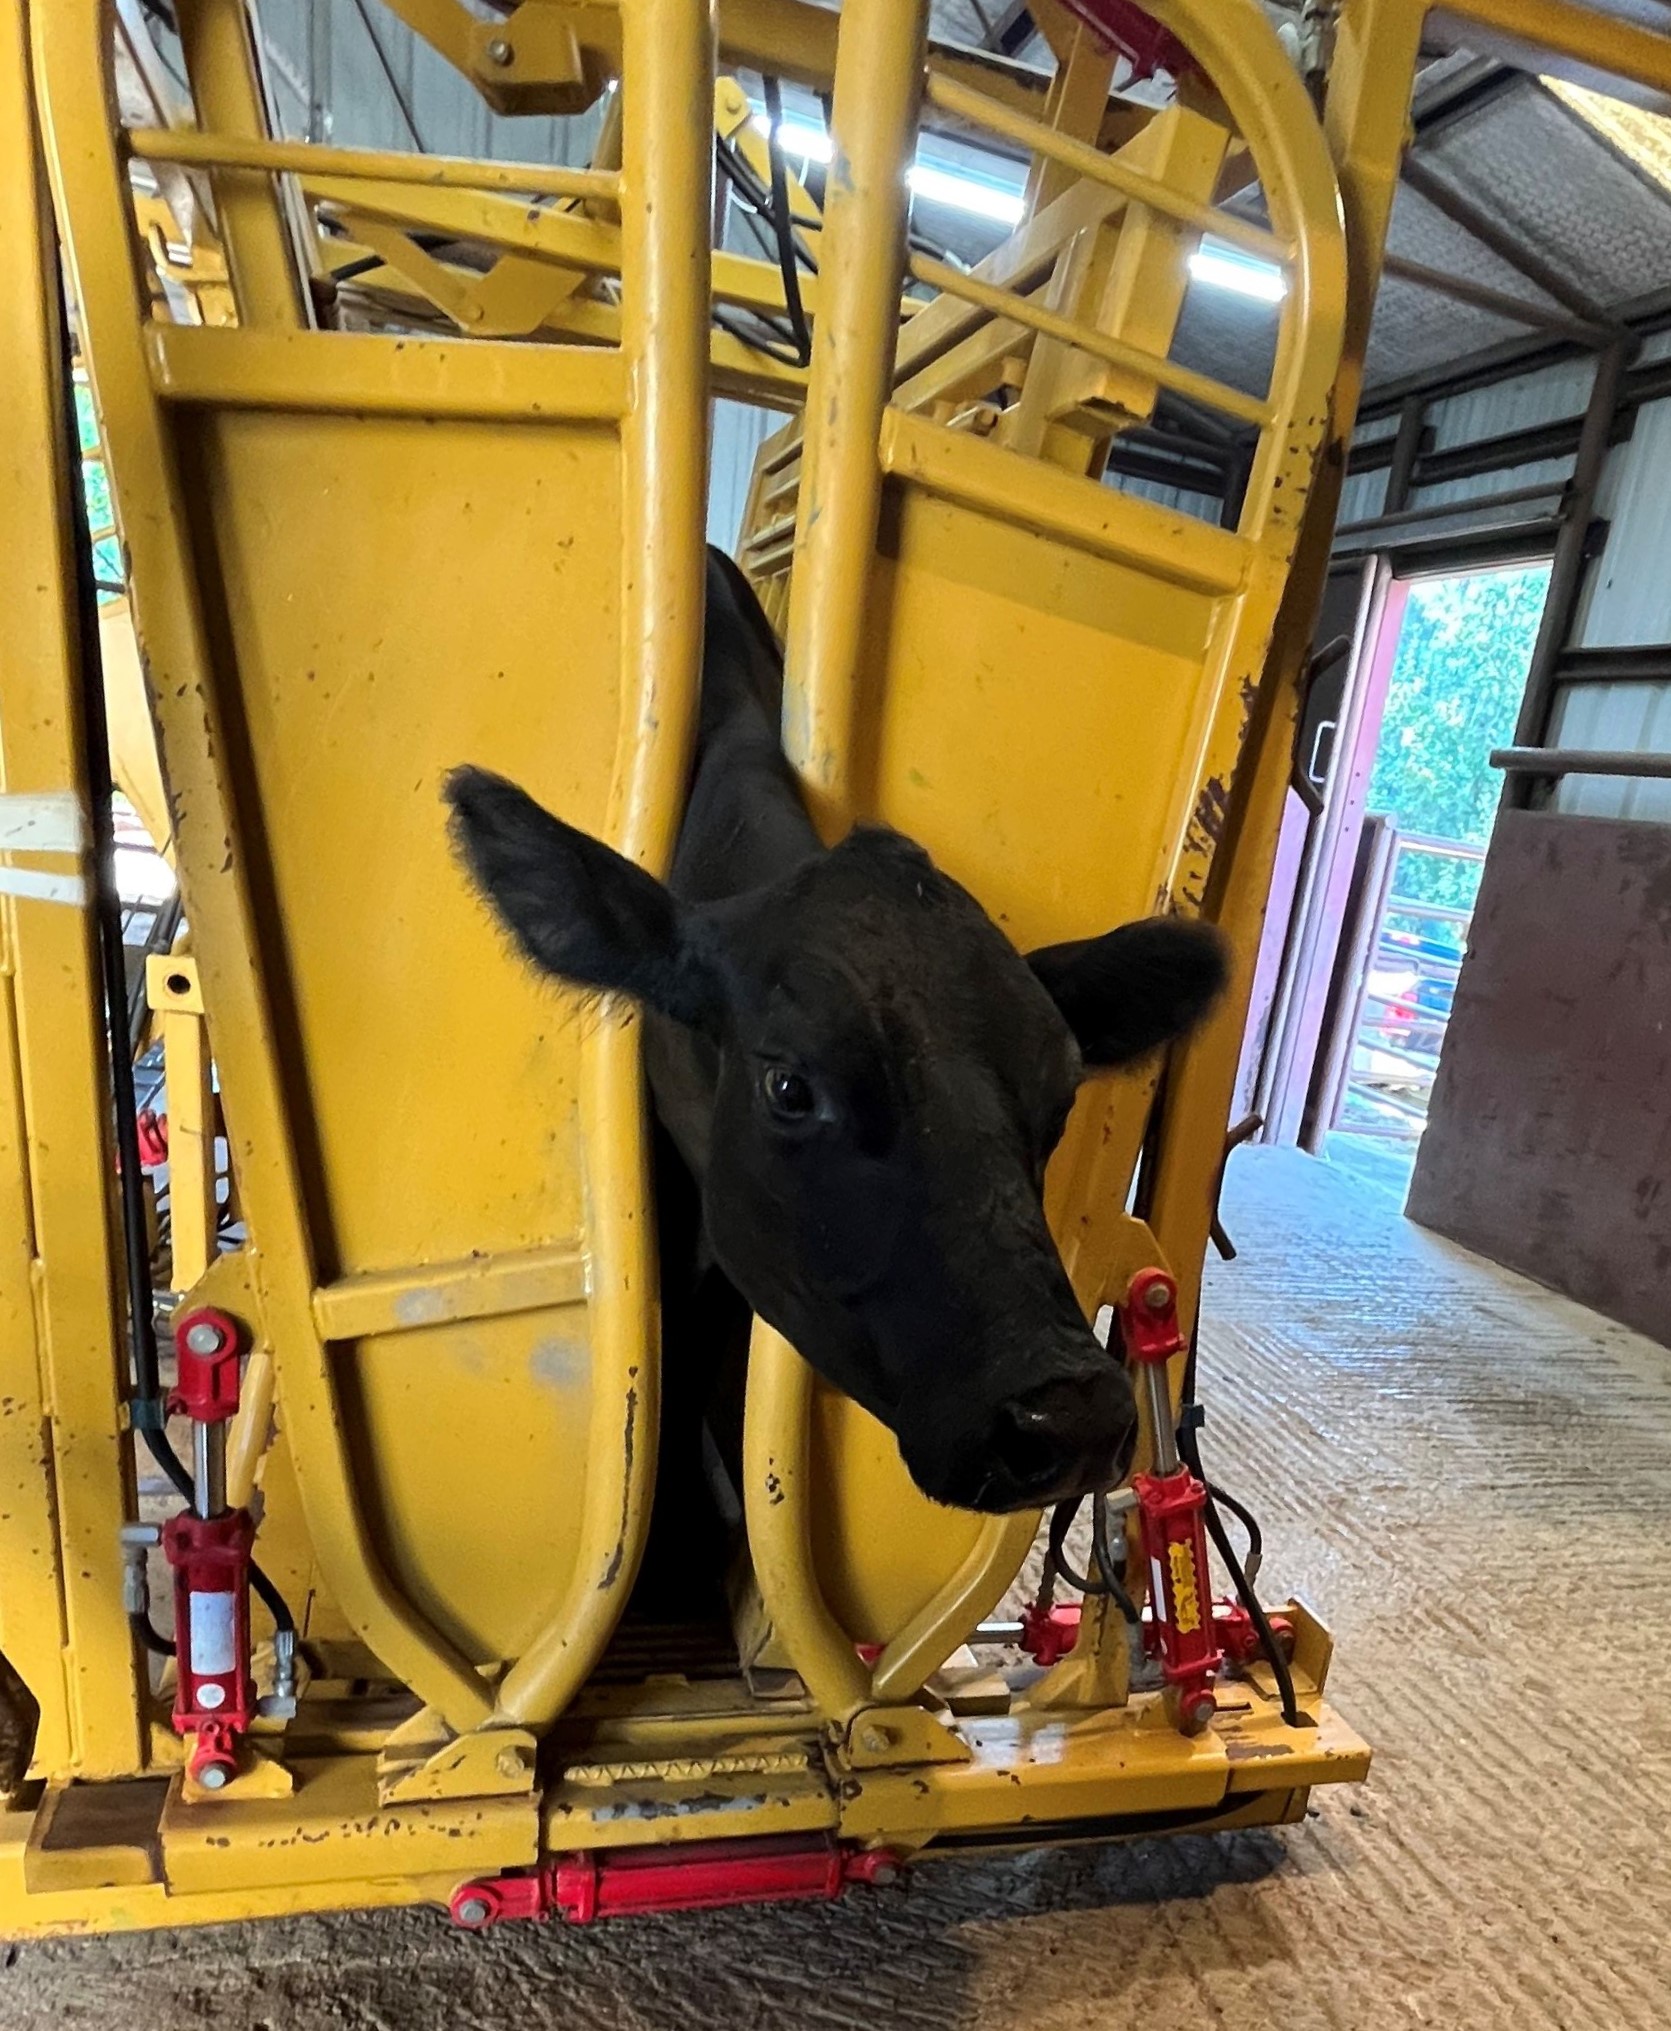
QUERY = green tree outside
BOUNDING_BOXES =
[1365,561,1552,942]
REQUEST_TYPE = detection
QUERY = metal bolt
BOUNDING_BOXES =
[1142,1280,1172,1313]
[858,1725,890,1756]
[869,1859,900,1888]
[484,36,513,65]
[184,1319,227,1356]
[456,1895,491,1927]
[196,1762,230,1791]
[1180,1691,1217,1736]
[197,1682,226,1710]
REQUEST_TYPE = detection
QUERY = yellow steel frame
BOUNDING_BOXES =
[1,0,1667,1945]
[743,0,1348,1738]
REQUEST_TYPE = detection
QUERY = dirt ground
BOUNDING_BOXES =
[4,1146,1668,2030]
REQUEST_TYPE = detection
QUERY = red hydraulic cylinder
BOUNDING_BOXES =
[1118,1267,1223,1735]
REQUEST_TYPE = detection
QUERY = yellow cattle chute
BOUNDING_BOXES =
[1,0,1663,1944]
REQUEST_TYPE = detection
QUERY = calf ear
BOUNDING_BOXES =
[445,766,716,1028]
[1028,918,1228,1068]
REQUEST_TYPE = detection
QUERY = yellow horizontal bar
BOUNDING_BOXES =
[145,325,627,422]
[312,1240,588,1343]
[907,252,1272,428]
[1449,0,1671,96]
[879,409,1249,595]
[126,126,620,204]
[838,1693,1368,1843]
[739,510,797,555]
[922,72,1291,267]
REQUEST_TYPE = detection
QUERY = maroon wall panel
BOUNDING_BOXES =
[1409,809,1671,1347]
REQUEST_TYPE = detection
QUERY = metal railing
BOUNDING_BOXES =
[1328,829,1484,1144]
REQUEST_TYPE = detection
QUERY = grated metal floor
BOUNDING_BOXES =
[5,1147,1668,2028]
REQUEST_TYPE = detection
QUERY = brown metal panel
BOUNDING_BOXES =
[1409,808,1671,1346]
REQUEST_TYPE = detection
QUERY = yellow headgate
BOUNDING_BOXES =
[1,0,1666,1945]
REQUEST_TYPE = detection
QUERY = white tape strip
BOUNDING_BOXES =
[0,792,87,856]
[0,867,90,906]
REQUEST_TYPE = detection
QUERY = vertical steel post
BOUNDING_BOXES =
[781,0,928,835]
[1507,337,1634,807]
[494,0,714,1730]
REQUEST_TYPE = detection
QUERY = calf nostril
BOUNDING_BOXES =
[993,1401,1070,1487]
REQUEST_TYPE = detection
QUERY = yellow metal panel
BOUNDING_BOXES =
[37,0,669,1729]
[0,1819,469,1938]
[840,1705,1231,1839]
[858,499,1219,940]
[0,0,142,1781]
[175,408,619,1274]
[165,405,621,1664]
[158,1756,536,1893]
[23,1780,167,1894]
[808,1385,987,1643]
[544,1765,837,1850]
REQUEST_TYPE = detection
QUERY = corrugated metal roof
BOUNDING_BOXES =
[1416,76,1671,313]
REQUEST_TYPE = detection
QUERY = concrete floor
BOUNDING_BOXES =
[6,1146,1670,2029]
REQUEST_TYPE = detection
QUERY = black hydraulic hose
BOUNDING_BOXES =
[1047,1496,1097,1594]
[1047,1496,1138,1626]
[1090,1493,1141,1626]
[250,1559,296,1637]
[54,243,298,1646]
[1174,1399,1301,1729]
[130,1611,174,1659]
[1204,1476,1263,1584]
[762,75,811,365]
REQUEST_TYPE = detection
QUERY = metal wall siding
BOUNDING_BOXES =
[1426,354,1597,452]
[1336,466,1386,526]
[1574,396,1671,650]
[1404,455,1574,513]
[708,400,779,553]
[1106,472,1224,522]
[1550,683,1671,821]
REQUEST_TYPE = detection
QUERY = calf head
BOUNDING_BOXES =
[447,767,1225,1514]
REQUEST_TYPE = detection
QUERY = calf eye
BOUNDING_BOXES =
[762,1065,816,1122]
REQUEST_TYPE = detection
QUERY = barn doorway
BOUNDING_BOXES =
[1315,559,1554,1197]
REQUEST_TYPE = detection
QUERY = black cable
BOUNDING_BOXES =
[1090,1493,1140,1626]
[1174,1387,1300,1729]
[1047,1496,1138,1626]
[749,78,813,368]
[1204,1477,1263,1583]
[249,1559,296,1636]
[1047,1496,1098,1594]
[54,242,299,1646]
[130,1610,174,1659]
